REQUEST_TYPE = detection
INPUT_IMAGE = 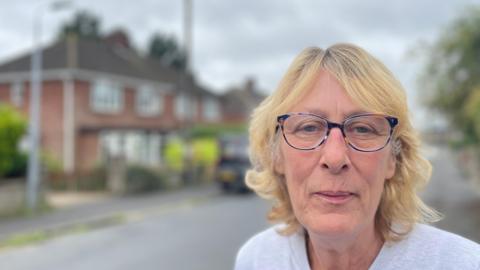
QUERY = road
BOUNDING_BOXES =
[0,146,478,270]
[0,193,270,270]
[421,146,480,243]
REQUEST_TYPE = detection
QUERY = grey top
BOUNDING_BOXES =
[235,223,480,270]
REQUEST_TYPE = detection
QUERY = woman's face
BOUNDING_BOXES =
[276,69,396,238]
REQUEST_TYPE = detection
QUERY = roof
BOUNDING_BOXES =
[0,37,213,96]
[221,83,266,115]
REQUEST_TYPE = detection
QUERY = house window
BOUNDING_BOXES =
[10,81,24,107]
[147,133,162,165]
[90,79,123,113]
[124,131,146,164]
[100,130,163,167]
[175,93,189,120]
[116,131,162,166]
[136,85,163,116]
[100,131,123,158]
[202,96,220,122]
[190,97,198,120]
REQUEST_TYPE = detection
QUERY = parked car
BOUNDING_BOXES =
[216,134,251,193]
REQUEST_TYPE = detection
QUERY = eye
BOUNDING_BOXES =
[352,125,374,134]
[298,124,319,133]
[293,121,326,135]
[346,123,379,137]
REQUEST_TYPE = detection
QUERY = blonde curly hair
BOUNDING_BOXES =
[246,43,441,242]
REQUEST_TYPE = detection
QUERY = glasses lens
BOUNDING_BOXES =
[282,114,327,149]
[344,115,392,151]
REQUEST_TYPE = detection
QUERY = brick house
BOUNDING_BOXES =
[220,78,266,124]
[0,34,221,174]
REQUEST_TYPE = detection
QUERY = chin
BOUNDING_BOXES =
[302,213,360,237]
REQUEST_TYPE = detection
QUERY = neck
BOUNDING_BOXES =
[306,225,383,270]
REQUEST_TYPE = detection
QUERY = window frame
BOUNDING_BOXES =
[90,79,124,114]
[202,96,220,122]
[135,85,163,117]
[10,81,24,107]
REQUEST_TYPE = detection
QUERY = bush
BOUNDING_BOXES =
[126,165,167,194]
[47,166,107,191]
[188,123,247,138]
[192,138,219,167]
[76,166,107,190]
[0,105,27,178]
[4,153,27,179]
[164,138,185,172]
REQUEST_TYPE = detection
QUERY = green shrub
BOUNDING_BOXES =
[192,138,219,167]
[126,165,167,194]
[4,152,27,179]
[164,138,185,172]
[188,123,247,138]
[41,152,63,175]
[47,166,107,191]
[0,105,27,178]
[76,166,107,191]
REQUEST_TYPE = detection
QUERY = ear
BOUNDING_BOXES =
[273,150,285,175]
[385,150,396,180]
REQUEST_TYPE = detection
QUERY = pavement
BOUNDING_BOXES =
[0,184,220,246]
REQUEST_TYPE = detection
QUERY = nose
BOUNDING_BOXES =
[319,127,350,174]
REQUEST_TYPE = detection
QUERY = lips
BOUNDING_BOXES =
[313,191,356,204]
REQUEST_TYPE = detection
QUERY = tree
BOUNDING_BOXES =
[147,33,187,71]
[0,105,27,178]
[58,10,102,40]
[421,6,480,145]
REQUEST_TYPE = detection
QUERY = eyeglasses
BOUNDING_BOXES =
[276,113,398,152]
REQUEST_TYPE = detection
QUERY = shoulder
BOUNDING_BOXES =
[412,224,480,258]
[373,224,480,269]
[234,225,308,270]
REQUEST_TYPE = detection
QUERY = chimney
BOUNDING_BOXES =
[244,77,256,96]
[105,29,131,49]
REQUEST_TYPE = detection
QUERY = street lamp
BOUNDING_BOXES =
[27,0,73,211]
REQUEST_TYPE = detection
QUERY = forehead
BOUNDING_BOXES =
[289,69,369,120]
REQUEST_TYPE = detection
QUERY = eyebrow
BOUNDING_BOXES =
[301,109,370,119]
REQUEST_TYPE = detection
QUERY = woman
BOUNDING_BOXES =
[235,44,480,269]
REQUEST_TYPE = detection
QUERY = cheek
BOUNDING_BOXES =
[278,145,318,208]
[280,144,318,182]
[354,151,393,177]
[351,152,392,200]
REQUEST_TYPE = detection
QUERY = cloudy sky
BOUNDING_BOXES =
[1,0,479,126]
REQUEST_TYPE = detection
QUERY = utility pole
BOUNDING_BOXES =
[183,0,193,72]
[182,0,193,122]
[182,0,195,184]
[27,6,43,211]
[27,0,73,211]
[181,0,196,122]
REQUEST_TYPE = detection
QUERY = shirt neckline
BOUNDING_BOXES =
[290,229,388,270]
